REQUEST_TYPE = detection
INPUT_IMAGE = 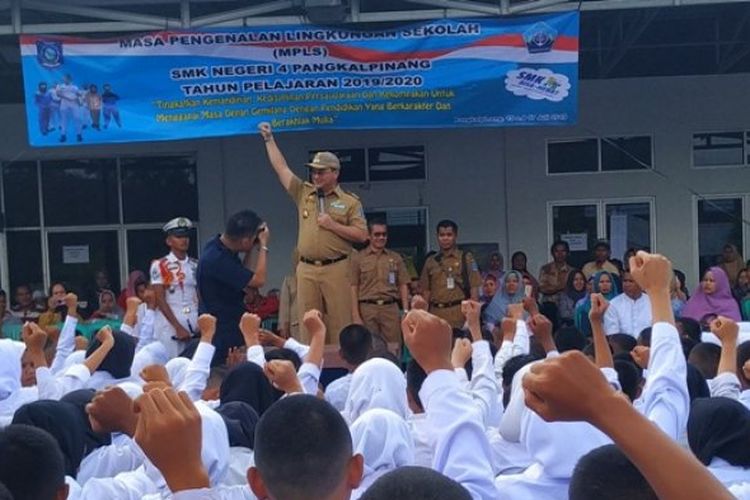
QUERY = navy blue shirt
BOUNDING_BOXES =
[197,235,253,355]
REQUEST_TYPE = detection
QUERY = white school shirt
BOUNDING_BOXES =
[603,292,652,338]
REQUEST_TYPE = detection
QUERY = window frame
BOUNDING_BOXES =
[690,129,749,170]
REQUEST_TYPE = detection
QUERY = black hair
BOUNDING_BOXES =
[613,352,643,379]
[681,336,698,360]
[688,343,722,380]
[406,360,427,412]
[551,240,570,254]
[737,341,750,387]
[0,289,5,298]
[265,348,302,371]
[569,445,657,500]
[224,209,263,240]
[339,324,373,366]
[436,219,458,233]
[367,218,388,232]
[502,354,540,408]
[614,359,642,402]
[48,281,67,297]
[554,326,586,353]
[85,330,136,379]
[361,466,471,500]
[254,395,352,499]
[593,240,611,251]
[638,327,652,347]
[677,317,702,344]
[0,424,66,500]
[608,334,637,356]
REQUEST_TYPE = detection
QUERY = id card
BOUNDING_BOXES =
[388,271,396,285]
[447,276,455,290]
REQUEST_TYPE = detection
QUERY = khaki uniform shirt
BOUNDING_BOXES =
[582,260,620,279]
[287,175,367,260]
[538,262,573,298]
[351,247,410,301]
[420,249,482,304]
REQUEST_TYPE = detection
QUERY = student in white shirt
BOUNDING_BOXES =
[343,357,408,424]
[604,271,652,338]
[324,324,372,412]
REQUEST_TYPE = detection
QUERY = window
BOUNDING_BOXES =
[547,136,652,174]
[47,230,121,300]
[121,156,198,224]
[2,162,40,227]
[601,137,652,171]
[41,159,119,226]
[309,145,426,184]
[6,231,43,295]
[697,198,743,275]
[693,132,744,167]
[547,139,599,174]
[549,199,654,269]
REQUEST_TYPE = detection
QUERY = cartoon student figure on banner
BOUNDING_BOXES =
[102,83,121,129]
[34,82,53,135]
[54,74,83,143]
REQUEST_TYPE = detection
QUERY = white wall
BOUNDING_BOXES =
[1,72,749,291]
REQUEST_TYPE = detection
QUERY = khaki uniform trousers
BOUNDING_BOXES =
[430,303,465,329]
[360,302,401,352]
[296,258,352,344]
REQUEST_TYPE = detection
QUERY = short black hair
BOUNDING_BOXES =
[361,466,471,500]
[569,445,657,500]
[637,327,652,347]
[339,325,373,366]
[554,327,586,353]
[614,359,642,402]
[688,343,722,380]
[225,209,263,240]
[436,219,458,233]
[608,334,637,356]
[737,341,750,387]
[14,284,31,294]
[593,240,611,251]
[0,424,66,500]
[677,317,702,344]
[367,218,387,232]
[613,352,643,379]
[551,240,570,254]
[254,395,352,499]
[406,360,427,411]
[265,348,302,371]
[502,354,540,408]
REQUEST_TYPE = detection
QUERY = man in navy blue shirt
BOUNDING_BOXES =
[197,209,269,365]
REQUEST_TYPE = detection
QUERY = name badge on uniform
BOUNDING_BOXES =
[182,306,192,314]
[388,271,396,285]
[447,276,455,290]
[302,209,310,219]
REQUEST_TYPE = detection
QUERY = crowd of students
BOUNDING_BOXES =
[0,249,749,499]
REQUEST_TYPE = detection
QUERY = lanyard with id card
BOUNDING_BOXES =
[388,259,396,286]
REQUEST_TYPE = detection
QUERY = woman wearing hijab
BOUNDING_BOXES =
[219,361,278,416]
[719,244,745,288]
[344,357,409,424]
[0,339,38,426]
[117,271,147,311]
[510,251,540,299]
[350,409,415,500]
[89,290,123,321]
[682,267,741,322]
[483,270,527,329]
[557,270,587,326]
[12,400,88,478]
[215,401,259,487]
[574,271,619,336]
[688,397,750,488]
[733,268,750,303]
[84,330,136,390]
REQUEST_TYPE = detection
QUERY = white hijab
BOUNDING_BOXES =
[0,339,24,400]
[350,408,415,499]
[344,358,408,424]
[130,342,169,381]
[165,357,191,388]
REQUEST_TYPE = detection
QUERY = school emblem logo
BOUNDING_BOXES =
[36,40,63,68]
[523,22,557,54]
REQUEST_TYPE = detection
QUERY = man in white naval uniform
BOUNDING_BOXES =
[150,217,199,359]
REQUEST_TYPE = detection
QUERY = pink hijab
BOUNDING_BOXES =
[682,267,741,322]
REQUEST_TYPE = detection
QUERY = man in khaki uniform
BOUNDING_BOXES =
[259,122,368,343]
[538,239,574,308]
[419,219,482,328]
[350,219,410,353]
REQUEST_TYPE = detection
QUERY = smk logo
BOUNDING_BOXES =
[523,22,557,54]
[36,40,63,68]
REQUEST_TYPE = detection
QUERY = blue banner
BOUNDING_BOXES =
[20,12,578,147]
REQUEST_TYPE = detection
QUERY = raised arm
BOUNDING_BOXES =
[258,122,294,191]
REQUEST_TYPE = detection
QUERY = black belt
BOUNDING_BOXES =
[431,299,463,309]
[300,255,347,266]
[359,298,397,306]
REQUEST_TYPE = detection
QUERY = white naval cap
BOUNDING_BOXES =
[163,217,193,236]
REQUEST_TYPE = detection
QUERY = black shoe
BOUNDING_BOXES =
[60,135,66,142]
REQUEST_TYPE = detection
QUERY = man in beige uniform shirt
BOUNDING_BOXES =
[419,219,482,328]
[259,122,368,343]
[350,219,410,353]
